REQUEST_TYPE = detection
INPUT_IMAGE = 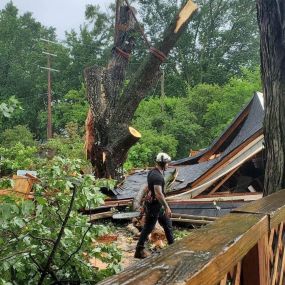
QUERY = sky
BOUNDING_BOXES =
[0,0,113,40]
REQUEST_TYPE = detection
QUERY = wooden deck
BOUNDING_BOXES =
[98,189,285,285]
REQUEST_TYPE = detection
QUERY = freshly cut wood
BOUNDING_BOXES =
[126,223,140,236]
[96,234,118,243]
[129,127,141,138]
[0,175,37,199]
[89,211,113,222]
[174,0,198,33]
[112,126,141,153]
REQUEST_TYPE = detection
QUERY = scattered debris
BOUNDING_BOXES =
[98,92,265,221]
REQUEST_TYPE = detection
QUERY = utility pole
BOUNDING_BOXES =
[40,38,59,139]
[160,69,165,112]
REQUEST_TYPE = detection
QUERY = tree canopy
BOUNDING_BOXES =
[0,1,261,163]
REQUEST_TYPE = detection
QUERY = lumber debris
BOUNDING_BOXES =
[89,211,113,222]
[0,174,38,200]
[171,218,212,225]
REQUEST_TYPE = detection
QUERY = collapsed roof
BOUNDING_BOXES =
[109,92,265,201]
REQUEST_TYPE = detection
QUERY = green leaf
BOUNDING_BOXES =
[21,200,34,215]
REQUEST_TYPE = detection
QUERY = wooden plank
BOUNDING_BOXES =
[98,213,268,285]
[197,192,261,198]
[190,193,262,202]
[169,134,264,200]
[233,188,285,229]
[0,176,36,199]
[271,223,284,285]
[269,228,275,264]
[219,274,228,285]
[171,213,217,221]
[199,103,251,163]
[208,167,239,195]
[242,234,269,285]
[89,211,113,222]
[171,218,212,225]
[278,246,285,285]
[233,262,241,285]
[192,131,263,188]
[259,235,270,285]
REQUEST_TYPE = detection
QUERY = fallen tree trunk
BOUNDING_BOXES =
[85,1,198,178]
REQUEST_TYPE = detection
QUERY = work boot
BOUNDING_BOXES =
[134,247,150,259]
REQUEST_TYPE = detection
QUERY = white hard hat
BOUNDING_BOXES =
[156,152,171,163]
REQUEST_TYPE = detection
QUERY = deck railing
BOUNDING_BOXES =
[98,189,285,285]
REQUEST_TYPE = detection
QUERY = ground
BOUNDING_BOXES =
[91,220,193,270]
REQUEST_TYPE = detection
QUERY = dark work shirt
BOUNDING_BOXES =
[147,168,165,200]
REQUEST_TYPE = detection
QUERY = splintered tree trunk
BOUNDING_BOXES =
[256,0,285,195]
[85,1,198,178]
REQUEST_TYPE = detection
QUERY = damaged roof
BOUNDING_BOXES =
[109,92,264,200]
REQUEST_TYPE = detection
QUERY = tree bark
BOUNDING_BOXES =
[85,1,198,178]
[256,0,285,195]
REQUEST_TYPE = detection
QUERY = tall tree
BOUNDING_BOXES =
[0,3,68,137]
[138,0,260,88]
[256,0,285,195]
[85,0,198,178]
[65,4,114,90]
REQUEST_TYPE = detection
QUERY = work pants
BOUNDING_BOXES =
[136,203,174,248]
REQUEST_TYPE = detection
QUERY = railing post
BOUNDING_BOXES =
[242,234,269,285]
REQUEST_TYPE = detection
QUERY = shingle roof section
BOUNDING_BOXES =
[172,158,219,191]
[219,92,264,159]
[111,168,176,200]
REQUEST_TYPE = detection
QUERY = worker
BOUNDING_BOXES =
[134,152,174,259]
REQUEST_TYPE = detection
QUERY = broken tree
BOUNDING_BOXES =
[84,0,198,178]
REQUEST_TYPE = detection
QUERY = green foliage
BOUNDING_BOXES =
[188,67,262,146]
[0,125,35,148]
[0,143,39,176]
[126,129,178,169]
[0,157,121,284]
[0,177,14,189]
[138,0,260,86]
[134,97,200,158]
[39,87,88,137]
[0,96,21,119]
[126,68,261,165]
[39,122,91,174]
[65,4,113,89]
[173,229,190,241]
[0,3,61,136]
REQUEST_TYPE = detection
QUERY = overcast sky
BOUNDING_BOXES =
[0,0,113,40]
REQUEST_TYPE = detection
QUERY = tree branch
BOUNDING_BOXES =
[112,0,198,125]
[29,234,55,244]
[59,224,92,270]
[0,250,30,262]
[38,185,77,285]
